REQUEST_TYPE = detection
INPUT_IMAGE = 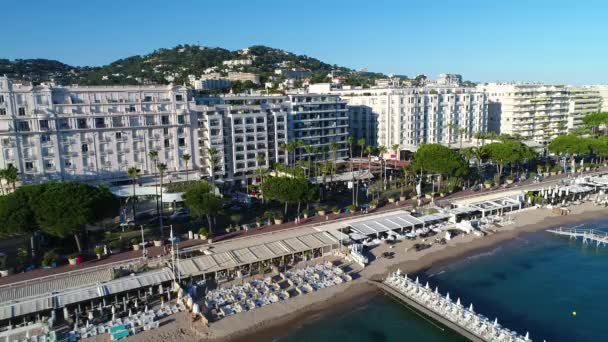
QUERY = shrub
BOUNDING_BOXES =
[331,206,340,213]
[199,227,209,237]
[42,250,58,267]
[94,246,104,256]
[109,240,123,252]
[130,238,140,245]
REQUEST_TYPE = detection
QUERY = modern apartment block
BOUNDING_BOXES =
[478,83,569,143]
[194,94,349,185]
[347,105,378,148]
[286,94,350,161]
[328,87,487,151]
[195,95,288,185]
[0,76,197,183]
[587,85,608,112]
[566,87,602,131]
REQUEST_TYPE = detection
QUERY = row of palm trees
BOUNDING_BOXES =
[126,151,193,239]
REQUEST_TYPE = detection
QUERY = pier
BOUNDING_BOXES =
[547,227,608,247]
[380,270,531,342]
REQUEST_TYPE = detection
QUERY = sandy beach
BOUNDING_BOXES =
[86,202,607,342]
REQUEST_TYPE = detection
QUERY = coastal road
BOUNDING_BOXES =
[1,168,605,288]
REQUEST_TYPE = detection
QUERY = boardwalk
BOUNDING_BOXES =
[547,227,608,247]
[382,271,531,342]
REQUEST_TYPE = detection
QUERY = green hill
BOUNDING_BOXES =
[0,44,389,88]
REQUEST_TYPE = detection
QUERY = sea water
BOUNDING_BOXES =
[277,219,608,342]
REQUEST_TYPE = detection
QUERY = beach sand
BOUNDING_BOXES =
[86,202,607,342]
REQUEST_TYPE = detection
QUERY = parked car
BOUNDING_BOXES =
[170,208,189,220]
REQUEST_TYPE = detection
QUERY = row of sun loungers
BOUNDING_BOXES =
[205,263,351,321]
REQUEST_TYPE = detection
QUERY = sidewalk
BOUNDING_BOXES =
[1,167,605,287]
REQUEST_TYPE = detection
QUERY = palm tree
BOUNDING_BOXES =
[207,148,219,184]
[357,138,366,159]
[446,123,459,145]
[391,144,400,188]
[256,153,267,185]
[182,154,191,181]
[148,150,160,219]
[377,145,388,189]
[304,145,316,178]
[127,166,140,223]
[4,165,18,192]
[365,145,374,173]
[329,141,339,184]
[279,143,289,166]
[347,137,355,205]
[156,163,167,239]
[458,127,467,149]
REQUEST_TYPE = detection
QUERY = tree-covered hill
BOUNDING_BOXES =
[0,44,389,87]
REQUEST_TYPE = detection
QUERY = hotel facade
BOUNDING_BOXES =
[0,76,197,183]
[328,87,488,151]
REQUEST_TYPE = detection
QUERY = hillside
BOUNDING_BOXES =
[0,45,389,88]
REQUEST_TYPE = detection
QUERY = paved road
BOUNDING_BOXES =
[1,167,605,287]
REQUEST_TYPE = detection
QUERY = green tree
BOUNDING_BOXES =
[182,154,191,181]
[329,141,339,183]
[357,138,366,158]
[157,163,167,239]
[413,144,468,191]
[183,181,222,234]
[377,145,388,189]
[482,141,535,180]
[0,184,46,258]
[35,182,119,252]
[127,166,140,223]
[582,112,608,136]
[3,164,19,192]
[261,176,312,216]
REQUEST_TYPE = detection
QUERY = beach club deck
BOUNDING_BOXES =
[176,231,341,280]
[346,212,451,238]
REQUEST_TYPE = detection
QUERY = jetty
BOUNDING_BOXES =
[547,227,608,247]
[380,270,531,342]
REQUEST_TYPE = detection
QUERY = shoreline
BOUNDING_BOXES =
[217,203,608,342]
[103,203,607,342]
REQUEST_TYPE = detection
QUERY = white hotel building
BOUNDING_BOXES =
[196,95,288,185]
[195,94,348,185]
[328,87,488,151]
[478,83,570,144]
[0,76,197,183]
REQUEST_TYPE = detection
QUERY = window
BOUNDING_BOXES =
[17,121,30,132]
[18,107,25,116]
[129,106,136,113]
[41,135,51,143]
[25,162,33,170]
[164,139,170,148]
[0,95,4,103]
[115,132,122,139]
[177,115,185,124]
[161,116,170,125]
[178,138,185,147]
[39,120,49,130]
[163,128,169,135]
[175,94,183,102]
[81,144,88,152]
[64,160,72,167]
[0,108,6,115]
[144,96,152,102]
[77,119,88,129]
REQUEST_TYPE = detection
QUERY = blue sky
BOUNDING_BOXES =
[3,0,608,84]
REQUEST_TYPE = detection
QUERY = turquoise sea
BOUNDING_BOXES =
[277,219,608,342]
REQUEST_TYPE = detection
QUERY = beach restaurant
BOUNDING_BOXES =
[0,267,174,328]
[176,232,341,282]
[343,211,451,240]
